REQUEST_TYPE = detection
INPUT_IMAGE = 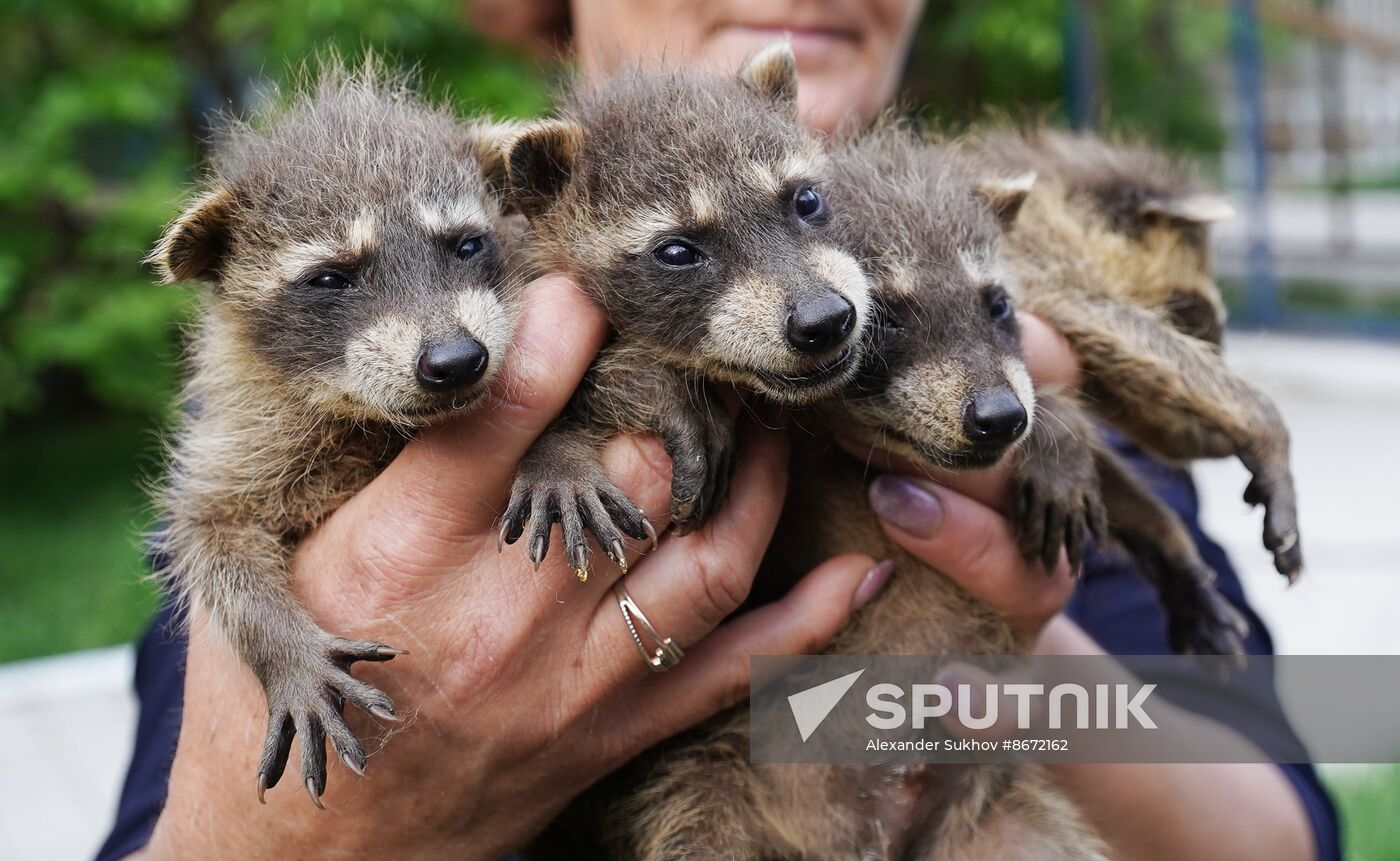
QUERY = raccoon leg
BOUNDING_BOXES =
[166,520,400,805]
[1010,393,1109,572]
[500,346,737,578]
[1029,296,1301,581]
[1094,447,1249,657]
[498,421,657,580]
[572,346,738,534]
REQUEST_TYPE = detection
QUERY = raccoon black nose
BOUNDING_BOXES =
[416,337,489,392]
[786,292,856,354]
[963,387,1028,446]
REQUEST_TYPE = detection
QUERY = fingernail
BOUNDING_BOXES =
[852,559,895,610]
[869,475,944,538]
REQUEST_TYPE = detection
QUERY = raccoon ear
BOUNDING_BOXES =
[737,40,798,109]
[504,118,584,217]
[1139,194,1236,225]
[463,119,524,200]
[148,187,236,283]
[974,171,1037,230]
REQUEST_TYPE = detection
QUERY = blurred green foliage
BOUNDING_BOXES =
[0,0,553,428]
[912,0,1228,153]
[0,416,159,662]
[1332,765,1400,860]
[0,1,1233,430]
[0,0,1232,659]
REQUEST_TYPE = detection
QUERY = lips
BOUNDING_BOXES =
[728,23,856,42]
[886,428,1013,472]
[758,345,857,391]
[397,388,487,421]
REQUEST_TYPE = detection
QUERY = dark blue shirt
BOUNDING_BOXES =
[95,443,1340,861]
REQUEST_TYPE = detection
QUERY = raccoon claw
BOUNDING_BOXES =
[502,459,656,578]
[567,541,591,582]
[1273,531,1302,586]
[606,538,629,573]
[254,643,399,804]
[1245,474,1304,582]
[340,750,366,777]
[1272,534,1304,585]
[529,535,547,572]
[1174,596,1249,665]
[327,637,405,666]
[305,776,326,810]
[662,410,737,535]
[1013,480,1102,575]
[1145,555,1250,660]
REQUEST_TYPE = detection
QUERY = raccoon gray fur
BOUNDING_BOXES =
[534,121,1267,860]
[147,61,521,805]
[974,128,1231,344]
[495,43,874,579]
[528,124,1125,861]
[970,127,1302,582]
[815,128,1250,657]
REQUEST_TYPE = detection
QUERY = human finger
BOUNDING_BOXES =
[579,418,791,689]
[867,474,1075,632]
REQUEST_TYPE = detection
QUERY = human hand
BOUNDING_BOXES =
[141,275,887,861]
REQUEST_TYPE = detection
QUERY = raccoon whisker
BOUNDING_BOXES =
[1037,405,1078,453]
[861,425,892,483]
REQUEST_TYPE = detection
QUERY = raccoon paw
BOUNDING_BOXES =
[1244,473,1303,584]
[1012,466,1108,573]
[255,638,402,807]
[1158,566,1251,661]
[498,459,656,582]
[661,407,738,535]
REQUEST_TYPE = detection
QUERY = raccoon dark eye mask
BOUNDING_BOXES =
[148,60,523,806]
[495,43,876,578]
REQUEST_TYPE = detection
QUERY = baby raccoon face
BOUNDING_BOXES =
[504,42,872,405]
[150,72,518,426]
[830,144,1039,470]
[850,267,1035,471]
[245,201,513,425]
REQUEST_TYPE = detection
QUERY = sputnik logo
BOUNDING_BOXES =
[787,669,865,742]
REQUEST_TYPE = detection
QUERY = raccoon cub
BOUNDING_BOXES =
[973,128,1303,582]
[495,43,872,578]
[148,64,520,805]
[534,126,1118,861]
